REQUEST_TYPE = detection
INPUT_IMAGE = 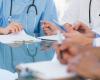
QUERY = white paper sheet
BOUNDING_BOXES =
[38,31,65,44]
[0,69,18,80]
[0,30,40,44]
[52,53,60,63]
[18,61,75,80]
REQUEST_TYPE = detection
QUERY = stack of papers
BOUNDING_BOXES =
[0,30,65,46]
[0,30,41,45]
[17,61,75,80]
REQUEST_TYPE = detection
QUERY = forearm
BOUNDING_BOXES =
[91,47,100,59]
[92,63,100,80]
[95,71,100,80]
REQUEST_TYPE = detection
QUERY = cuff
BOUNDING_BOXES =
[93,38,100,47]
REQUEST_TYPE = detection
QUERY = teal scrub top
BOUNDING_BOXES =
[0,0,57,72]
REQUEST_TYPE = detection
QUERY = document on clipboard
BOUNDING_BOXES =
[0,30,41,45]
[0,30,65,47]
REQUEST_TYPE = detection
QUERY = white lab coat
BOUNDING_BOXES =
[61,0,100,47]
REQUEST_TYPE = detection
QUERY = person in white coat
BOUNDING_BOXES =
[61,0,100,47]
[42,0,100,47]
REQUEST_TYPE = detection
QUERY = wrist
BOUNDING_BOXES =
[0,28,5,35]
[0,28,9,35]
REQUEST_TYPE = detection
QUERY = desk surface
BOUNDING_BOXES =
[18,77,85,80]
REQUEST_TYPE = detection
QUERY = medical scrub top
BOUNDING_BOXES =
[0,0,57,72]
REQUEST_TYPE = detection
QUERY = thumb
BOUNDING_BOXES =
[73,22,81,31]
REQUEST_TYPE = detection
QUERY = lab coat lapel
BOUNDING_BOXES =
[79,0,90,26]
[3,0,11,18]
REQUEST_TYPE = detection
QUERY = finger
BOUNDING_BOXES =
[73,22,81,30]
[12,22,23,29]
[42,24,50,28]
[64,23,74,32]
[13,26,19,32]
[74,22,90,32]
[10,23,23,32]
[57,51,68,64]
[13,23,23,32]
[9,28,16,33]
[12,25,21,33]
[43,27,51,31]
[57,49,71,64]
[17,25,23,31]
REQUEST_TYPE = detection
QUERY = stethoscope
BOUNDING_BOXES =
[89,0,92,25]
[9,0,38,22]
[9,0,38,69]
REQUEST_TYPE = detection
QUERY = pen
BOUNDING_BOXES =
[37,38,56,42]
[53,20,67,32]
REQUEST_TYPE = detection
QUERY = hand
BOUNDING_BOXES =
[64,31,93,46]
[68,47,100,79]
[64,23,74,32]
[73,21,95,38]
[1,22,23,35]
[55,41,83,64]
[41,21,60,35]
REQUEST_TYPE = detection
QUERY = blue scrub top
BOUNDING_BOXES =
[0,0,57,72]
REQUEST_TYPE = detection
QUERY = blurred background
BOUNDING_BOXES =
[54,0,71,23]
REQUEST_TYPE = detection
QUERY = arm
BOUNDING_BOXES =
[0,0,22,35]
[35,0,58,36]
[41,0,80,36]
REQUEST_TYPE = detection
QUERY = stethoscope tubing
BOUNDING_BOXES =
[9,0,38,69]
[89,0,92,24]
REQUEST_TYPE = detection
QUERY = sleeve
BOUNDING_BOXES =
[60,0,80,25]
[92,27,100,47]
[34,0,58,36]
[41,0,58,22]
[93,38,100,47]
[0,0,3,26]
